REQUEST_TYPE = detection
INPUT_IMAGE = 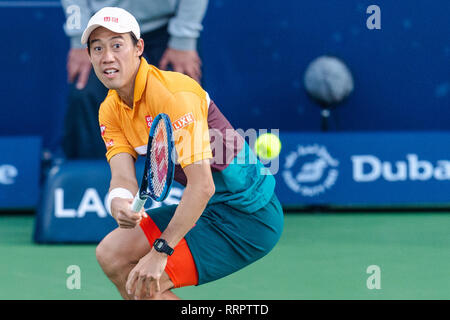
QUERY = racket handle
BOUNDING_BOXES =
[131,194,146,213]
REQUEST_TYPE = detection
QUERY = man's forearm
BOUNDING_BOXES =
[160,183,213,249]
[109,177,139,195]
[106,176,139,218]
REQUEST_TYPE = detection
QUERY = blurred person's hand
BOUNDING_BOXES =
[159,48,202,83]
[67,48,92,90]
[111,197,146,229]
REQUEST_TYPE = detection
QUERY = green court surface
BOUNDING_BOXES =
[0,212,449,300]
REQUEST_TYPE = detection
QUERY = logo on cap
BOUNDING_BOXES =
[104,17,119,23]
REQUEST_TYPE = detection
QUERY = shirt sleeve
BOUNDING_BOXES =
[98,102,138,162]
[167,0,209,51]
[168,91,212,168]
[61,0,93,49]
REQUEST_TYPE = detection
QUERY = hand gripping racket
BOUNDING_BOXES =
[131,113,175,212]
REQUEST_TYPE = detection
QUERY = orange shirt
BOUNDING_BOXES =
[98,57,212,168]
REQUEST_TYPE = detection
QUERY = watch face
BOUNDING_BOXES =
[154,239,172,255]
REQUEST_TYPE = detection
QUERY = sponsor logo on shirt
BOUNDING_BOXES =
[145,116,153,128]
[100,125,106,136]
[172,112,194,130]
[106,139,114,147]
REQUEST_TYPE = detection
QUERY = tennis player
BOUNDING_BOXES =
[84,7,283,300]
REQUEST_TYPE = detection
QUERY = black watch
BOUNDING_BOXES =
[153,238,174,256]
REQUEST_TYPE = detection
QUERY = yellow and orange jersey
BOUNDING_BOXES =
[99,57,212,168]
[99,57,275,213]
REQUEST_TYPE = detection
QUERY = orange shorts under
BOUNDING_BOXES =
[139,216,199,288]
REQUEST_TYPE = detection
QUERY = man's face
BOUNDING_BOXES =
[88,27,143,91]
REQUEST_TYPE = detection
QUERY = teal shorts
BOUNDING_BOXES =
[145,193,284,285]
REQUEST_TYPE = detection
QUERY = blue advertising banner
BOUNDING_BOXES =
[0,136,41,209]
[274,132,450,207]
[34,159,184,243]
[34,131,450,242]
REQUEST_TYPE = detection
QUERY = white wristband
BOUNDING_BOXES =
[106,187,134,216]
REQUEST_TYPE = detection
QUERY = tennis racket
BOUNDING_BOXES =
[131,113,175,212]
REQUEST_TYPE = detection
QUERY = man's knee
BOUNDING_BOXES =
[96,227,150,278]
[96,237,130,279]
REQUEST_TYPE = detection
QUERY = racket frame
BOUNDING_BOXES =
[131,113,175,212]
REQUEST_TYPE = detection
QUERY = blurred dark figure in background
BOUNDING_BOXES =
[61,0,208,159]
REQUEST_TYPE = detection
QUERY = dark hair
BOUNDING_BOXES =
[87,32,142,58]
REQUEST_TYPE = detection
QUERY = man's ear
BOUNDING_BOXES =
[136,38,144,57]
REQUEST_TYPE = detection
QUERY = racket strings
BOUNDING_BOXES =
[150,121,169,197]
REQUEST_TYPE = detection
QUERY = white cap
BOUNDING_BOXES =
[81,7,140,45]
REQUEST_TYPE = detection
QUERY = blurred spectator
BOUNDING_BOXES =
[61,0,208,159]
